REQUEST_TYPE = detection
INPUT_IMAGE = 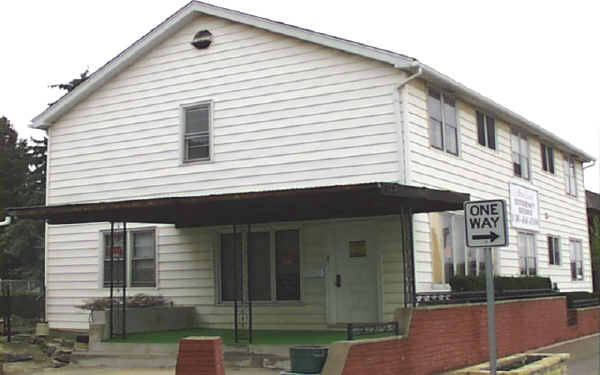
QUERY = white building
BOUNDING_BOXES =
[8,2,594,331]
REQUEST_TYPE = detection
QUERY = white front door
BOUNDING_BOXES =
[334,221,379,323]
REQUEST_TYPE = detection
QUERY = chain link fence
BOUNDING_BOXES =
[1,279,45,341]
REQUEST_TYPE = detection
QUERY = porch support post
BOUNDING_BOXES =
[247,223,252,344]
[109,222,114,339]
[122,221,127,339]
[233,224,238,344]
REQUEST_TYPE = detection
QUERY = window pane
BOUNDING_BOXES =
[221,233,242,301]
[541,144,548,171]
[133,232,154,258]
[104,232,125,259]
[445,123,458,154]
[186,136,210,160]
[476,112,486,146]
[185,106,209,134]
[548,147,554,173]
[486,116,495,150]
[520,155,530,179]
[104,260,125,286]
[132,259,155,286]
[429,120,443,149]
[275,230,300,300]
[248,232,271,301]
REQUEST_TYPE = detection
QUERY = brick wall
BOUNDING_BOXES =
[340,298,599,375]
[175,337,225,375]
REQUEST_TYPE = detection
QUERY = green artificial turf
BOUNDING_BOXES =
[108,328,348,346]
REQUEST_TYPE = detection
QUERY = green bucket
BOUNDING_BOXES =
[289,345,328,374]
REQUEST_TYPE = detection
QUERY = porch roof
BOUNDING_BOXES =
[7,182,469,226]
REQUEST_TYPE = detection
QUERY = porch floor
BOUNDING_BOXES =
[107,329,347,346]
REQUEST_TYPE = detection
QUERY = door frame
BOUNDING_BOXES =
[325,217,386,325]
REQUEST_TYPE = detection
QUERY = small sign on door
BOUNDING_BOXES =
[348,240,367,257]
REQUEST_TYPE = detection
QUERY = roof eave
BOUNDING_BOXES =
[30,1,414,129]
[417,63,596,163]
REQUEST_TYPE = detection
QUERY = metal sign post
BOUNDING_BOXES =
[464,200,509,375]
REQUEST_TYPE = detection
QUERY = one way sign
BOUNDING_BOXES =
[464,200,509,248]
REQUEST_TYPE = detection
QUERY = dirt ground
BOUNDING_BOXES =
[0,342,54,375]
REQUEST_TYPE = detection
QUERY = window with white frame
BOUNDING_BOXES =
[220,229,300,302]
[547,235,560,265]
[427,88,458,155]
[541,144,555,174]
[430,212,495,284]
[476,111,496,150]
[511,131,530,179]
[182,102,211,162]
[565,157,577,196]
[570,239,583,280]
[103,229,156,287]
[518,232,536,275]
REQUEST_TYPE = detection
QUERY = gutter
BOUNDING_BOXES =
[414,62,596,163]
[0,216,12,227]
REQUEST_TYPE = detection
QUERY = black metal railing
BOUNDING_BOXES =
[567,298,600,309]
[416,288,559,306]
[347,321,400,340]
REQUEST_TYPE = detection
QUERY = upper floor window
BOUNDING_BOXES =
[476,111,496,150]
[570,239,583,280]
[182,102,211,162]
[511,131,530,179]
[565,157,577,196]
[427,89,458,155]
[541,144,555,174]
[518,232,536,275]
[103,229,156,288]
[547,235,560,265]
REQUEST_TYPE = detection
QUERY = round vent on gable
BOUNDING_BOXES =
[191,30,213,49]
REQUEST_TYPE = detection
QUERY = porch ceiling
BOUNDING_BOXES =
[7,182,469,226]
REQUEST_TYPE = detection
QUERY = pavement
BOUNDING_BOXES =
[535,333,600,375]
[17,334,600,375]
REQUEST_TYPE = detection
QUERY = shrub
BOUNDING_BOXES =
[76,293,170,311]
[449,275,552,292]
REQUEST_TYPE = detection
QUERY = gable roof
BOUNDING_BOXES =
[32,1,594,162]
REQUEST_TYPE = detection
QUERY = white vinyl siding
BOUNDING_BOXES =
[46,15,405,205]
[405,79,591,293]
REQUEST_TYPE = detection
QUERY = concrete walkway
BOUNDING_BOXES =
[31,367,281,375]
[533,333,599,375]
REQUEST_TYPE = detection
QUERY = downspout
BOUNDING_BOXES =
[0,216,12,227]
[583,160,596,170]
[394,61,423,185]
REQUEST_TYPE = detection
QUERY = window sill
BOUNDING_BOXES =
[180,158,214,167]
[429,144,460,158]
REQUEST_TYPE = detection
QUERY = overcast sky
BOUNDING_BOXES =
[1,0,598,192]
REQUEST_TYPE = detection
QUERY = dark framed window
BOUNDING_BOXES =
[103,232,125,287]
[547,236,560,265]
[518,232,536,275]
[511,131,530,179]
[541,144,555,173]
[476,111,496,150]
[219,229,301,302]
[103,229,156,288]
[565,157,577,196]
[570,239,583,280]
[183,102,211,162]
[428,88,458,155]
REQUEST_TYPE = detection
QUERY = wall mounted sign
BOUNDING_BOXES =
[348,240,367,257]
[509,183,540,232]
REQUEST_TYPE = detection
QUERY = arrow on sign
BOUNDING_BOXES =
[473,231,499,242]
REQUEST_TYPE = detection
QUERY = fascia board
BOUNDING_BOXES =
[30,1,414,129]
[419,63,595,163]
